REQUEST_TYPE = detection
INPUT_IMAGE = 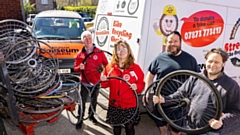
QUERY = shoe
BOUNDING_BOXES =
[75,120,83,129]
[89,115,98,125]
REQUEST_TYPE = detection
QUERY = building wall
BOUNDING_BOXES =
[36,0,54,12]
[91,0,98,6]
[55,0,77,9]
[0,0,24,21]
[55,0,99,9]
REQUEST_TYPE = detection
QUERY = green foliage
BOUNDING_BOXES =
[24,2,37,17]
[63,6,97,18]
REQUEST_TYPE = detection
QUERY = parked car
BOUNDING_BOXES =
[82,17,94,23]
[78,12,91,18]
[78,12,94,24]
[32,10,86,74]
[84,19,95,30]
[26,14,36,25]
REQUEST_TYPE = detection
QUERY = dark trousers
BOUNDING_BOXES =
[79,84,100,118]
[113,123,135,135]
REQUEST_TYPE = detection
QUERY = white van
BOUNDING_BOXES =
[93,0,240,85]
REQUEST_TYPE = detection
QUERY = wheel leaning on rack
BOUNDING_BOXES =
[65,86,83,125]
[155,70,222,134]
[60,74,83,125]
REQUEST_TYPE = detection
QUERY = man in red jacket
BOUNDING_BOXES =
[74,31,108,129]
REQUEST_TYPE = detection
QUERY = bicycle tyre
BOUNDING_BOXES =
[156,70,222,134]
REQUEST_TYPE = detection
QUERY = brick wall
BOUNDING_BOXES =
[0,0,24,21]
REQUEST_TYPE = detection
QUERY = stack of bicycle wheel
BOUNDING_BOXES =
[0,20,80,133]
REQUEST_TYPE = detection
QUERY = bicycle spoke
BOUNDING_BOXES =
[81,50,112,85]
[156,70,222,134]
[91,76,138,126]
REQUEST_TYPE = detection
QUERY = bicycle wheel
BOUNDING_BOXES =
[143,79,164,121]
[18,103,64,123]
[60,74,89,122]
[60,74,83,125]
[91,76,139,126]
[81,50,112,85]
[65,86,82,125]
[156,70,222,134]
[0,19,36,56]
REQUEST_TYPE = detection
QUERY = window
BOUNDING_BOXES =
[23,0,28,4]
[41,0,48,4]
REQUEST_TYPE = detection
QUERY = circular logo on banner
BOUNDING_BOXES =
[93,55,98,60]
[123,74,130,81]
[127,0,139,15]
[96,17,109,47]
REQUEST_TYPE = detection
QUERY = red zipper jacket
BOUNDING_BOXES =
[74,46,108,84]
[101,63,145,109]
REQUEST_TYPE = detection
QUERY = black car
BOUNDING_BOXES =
[78,12,94,22]
[78,12,91,18]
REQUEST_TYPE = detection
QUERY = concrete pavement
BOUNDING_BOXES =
[4,111,159,135]
[4,111,240,135]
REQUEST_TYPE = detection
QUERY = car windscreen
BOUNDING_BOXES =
[32,17,86,40]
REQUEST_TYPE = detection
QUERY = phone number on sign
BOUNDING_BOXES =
[184,27,222,40]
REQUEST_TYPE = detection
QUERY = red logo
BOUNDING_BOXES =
[224,42,240,52]
[123,74,130,81]
[181,10,224,47]
[93,55,98,60]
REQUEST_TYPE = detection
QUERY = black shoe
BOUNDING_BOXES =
[89,116,98,125]
[75,120,83,129]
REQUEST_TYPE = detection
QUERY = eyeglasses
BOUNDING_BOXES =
[117,47,127,53]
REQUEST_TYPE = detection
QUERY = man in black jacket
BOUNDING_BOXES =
[154,48,240,135]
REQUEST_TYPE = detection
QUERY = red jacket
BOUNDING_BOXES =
[101,63,145,109]
[74,46,108,84]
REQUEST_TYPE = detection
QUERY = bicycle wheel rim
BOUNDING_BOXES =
[90,76,139,126]
[143,79,164,121]
[66,88,82,125]
[156,70,222,134]
[81,50,112,85]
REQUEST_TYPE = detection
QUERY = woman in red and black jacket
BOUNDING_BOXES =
[101,40,145,135]
[74,31,108,129]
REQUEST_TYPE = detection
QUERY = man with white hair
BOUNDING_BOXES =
[74,31,109,129]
